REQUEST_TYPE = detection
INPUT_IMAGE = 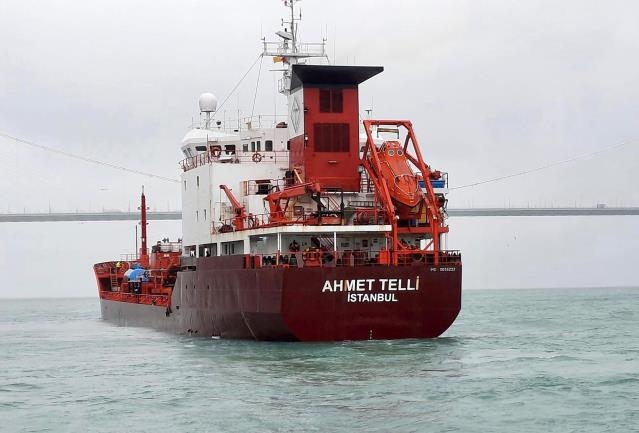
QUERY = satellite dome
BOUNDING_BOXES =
[198,93,218,113]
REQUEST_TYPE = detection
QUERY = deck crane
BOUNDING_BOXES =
[264,182,322,223]
[219,185,247,230]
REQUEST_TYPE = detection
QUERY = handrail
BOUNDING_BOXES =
[180,150,289,172]
[262,41,327,57]
[245,249,462,269]
[242,178,288,196]
[214,210,322,233]
[214,208,390,233]
[99,290,169,307]
[189,113,288,131]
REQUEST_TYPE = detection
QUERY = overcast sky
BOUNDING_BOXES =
[1,0,638,297]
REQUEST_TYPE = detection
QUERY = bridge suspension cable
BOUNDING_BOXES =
[0,55,265,184]
[450,142,631,191]
[0,131,179,183]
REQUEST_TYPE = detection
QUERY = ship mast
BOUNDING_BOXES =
[262,0,327,95]
[289,0,297,55]
[139,186,148,265]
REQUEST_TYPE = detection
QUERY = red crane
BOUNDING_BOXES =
[220,185,247,230]
[264,182,322,223]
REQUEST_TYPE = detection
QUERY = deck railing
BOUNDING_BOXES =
[215,208,390,233]
[215,209,353,233]
[180,150,289,172]
[244,250,462,269]
[100,290,169,307]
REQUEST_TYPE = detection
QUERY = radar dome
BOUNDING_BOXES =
[198,93,218,113]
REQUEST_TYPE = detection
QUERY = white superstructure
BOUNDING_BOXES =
[180,112,290,255]
[178,0,451,263]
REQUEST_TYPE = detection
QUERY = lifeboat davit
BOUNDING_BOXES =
[375,140,420,209]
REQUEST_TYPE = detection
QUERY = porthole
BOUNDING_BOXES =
[388,150,395,156]
[397,149,404,156]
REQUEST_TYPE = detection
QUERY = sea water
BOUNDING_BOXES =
[1,287,638,433]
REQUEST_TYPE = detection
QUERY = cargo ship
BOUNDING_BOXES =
[93,0,462,341]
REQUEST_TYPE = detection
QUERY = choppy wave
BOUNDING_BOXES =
[1,287,638,433]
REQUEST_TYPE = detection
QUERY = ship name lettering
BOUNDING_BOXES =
[378,279,389,290]
[347,293,398,303]
[385,278,417,291]
[322,278,419,296]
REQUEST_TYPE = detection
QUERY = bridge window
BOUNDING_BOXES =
[314,123,350,152]
[256,141,261,151]
[195,145,207,152]
[243,143,249,152]
[197,176,200,188]
[251,141,255,152]
[265,140,273,151]
[319,88,343,113]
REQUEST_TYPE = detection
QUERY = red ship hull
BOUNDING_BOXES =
[99,256,461,341]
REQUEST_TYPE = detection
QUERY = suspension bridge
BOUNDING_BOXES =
[1,207,638,223]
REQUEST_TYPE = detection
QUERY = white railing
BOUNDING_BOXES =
[189,114,288,132]
[262,41,327,58]
[179,151,289,172]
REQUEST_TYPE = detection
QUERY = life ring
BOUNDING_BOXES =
[252,152,263,163]
[211,146,222,158]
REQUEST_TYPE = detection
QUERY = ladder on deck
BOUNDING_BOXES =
[316,235,335,251]
[110,271,119,290]
[360,170,376,194]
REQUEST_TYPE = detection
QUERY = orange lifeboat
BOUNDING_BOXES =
[375,141,420,209]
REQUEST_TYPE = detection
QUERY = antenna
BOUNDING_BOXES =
[290,0,296,53]
[198,93,218,129]
[262,0,327,95]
